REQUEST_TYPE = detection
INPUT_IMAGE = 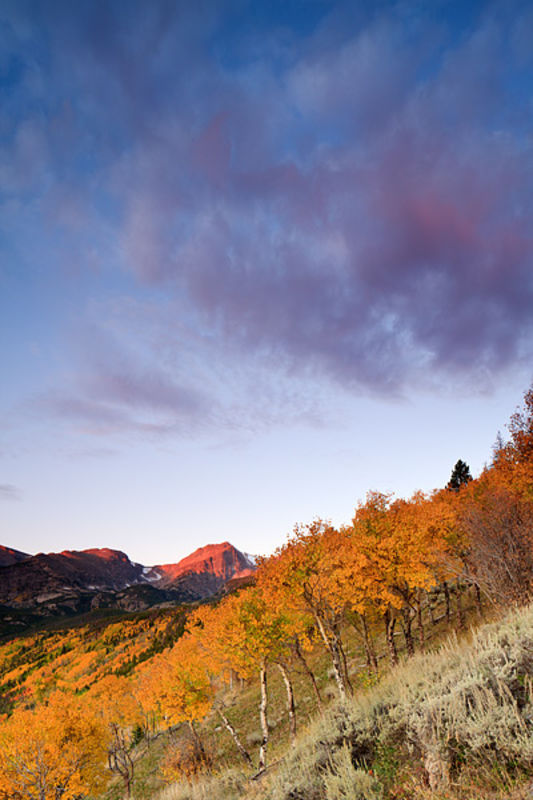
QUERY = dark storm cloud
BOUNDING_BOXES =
[3,0,533,423]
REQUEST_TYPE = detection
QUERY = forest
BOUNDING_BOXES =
[2,387,533,800]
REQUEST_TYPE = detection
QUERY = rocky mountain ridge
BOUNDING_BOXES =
[0,542,255,621]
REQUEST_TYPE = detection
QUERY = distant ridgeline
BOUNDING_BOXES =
[0,542,255,632]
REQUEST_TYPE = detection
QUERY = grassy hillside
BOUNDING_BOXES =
[96,588,488,798]
[0,574,530,800]
[2,574,526,800]
[154,602,533,800]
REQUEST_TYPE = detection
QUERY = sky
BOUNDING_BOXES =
[1,0,533,565]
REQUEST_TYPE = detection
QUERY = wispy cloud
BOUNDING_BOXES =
[30,307,331,438]
[0,484,21,502]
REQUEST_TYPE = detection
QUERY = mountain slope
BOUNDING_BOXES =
[0,545,31,567]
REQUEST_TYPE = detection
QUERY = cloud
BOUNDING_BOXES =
[31,304,332,438]
[3,0,533,435]
[0,484,21,501]
[32,323,217,437]
[108,2,533,397]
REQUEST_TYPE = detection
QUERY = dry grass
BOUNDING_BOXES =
[154,769,249,800]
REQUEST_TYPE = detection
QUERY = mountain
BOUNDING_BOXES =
[154,542,254,594]
[0,542,256,622]
[0,548,145,608]
[0,545,31,567]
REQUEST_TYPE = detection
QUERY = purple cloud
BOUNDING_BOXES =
[3,0,533,438]
[99,4,532,401]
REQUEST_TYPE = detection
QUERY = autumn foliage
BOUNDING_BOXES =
[0,692,107,800]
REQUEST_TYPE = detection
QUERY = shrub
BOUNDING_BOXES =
[323,744,383,800]
[161,737,214,784]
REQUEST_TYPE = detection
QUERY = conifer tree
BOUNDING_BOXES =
[446,459,472,491]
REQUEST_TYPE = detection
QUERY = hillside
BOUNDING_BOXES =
[0,607,188,716]
[4,583,532,800]
[2,388,533,800]
[158,602,533,800]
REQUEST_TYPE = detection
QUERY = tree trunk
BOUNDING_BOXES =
[258,662,269,771]
[313,611,347,699]
[337,634,353,695]
[401,604,415,657]
[353,614,378,674]
[416,589,425,650]
[443,581,451,624]
[474,581,483,616]
[359,612,379,674]
[277,662,297,747]
[384,607,398,666]
[464,561,483,617]
[292,638,323,712]
[455,580,465,632]
[108,724,134,798]
[188,719,207,764]
[427,591,436,625]
[216,708,253,766]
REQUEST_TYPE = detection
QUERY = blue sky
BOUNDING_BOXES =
[1,0,532,564]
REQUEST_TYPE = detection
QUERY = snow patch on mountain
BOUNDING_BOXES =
[142,567,162,582]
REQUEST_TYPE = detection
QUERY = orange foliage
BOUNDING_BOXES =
[141,633,214,728]
[0,691,107,800]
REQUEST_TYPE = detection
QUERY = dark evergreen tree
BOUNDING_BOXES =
[447,459,472,491]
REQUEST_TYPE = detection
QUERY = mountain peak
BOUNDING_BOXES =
[156,541,254,586]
